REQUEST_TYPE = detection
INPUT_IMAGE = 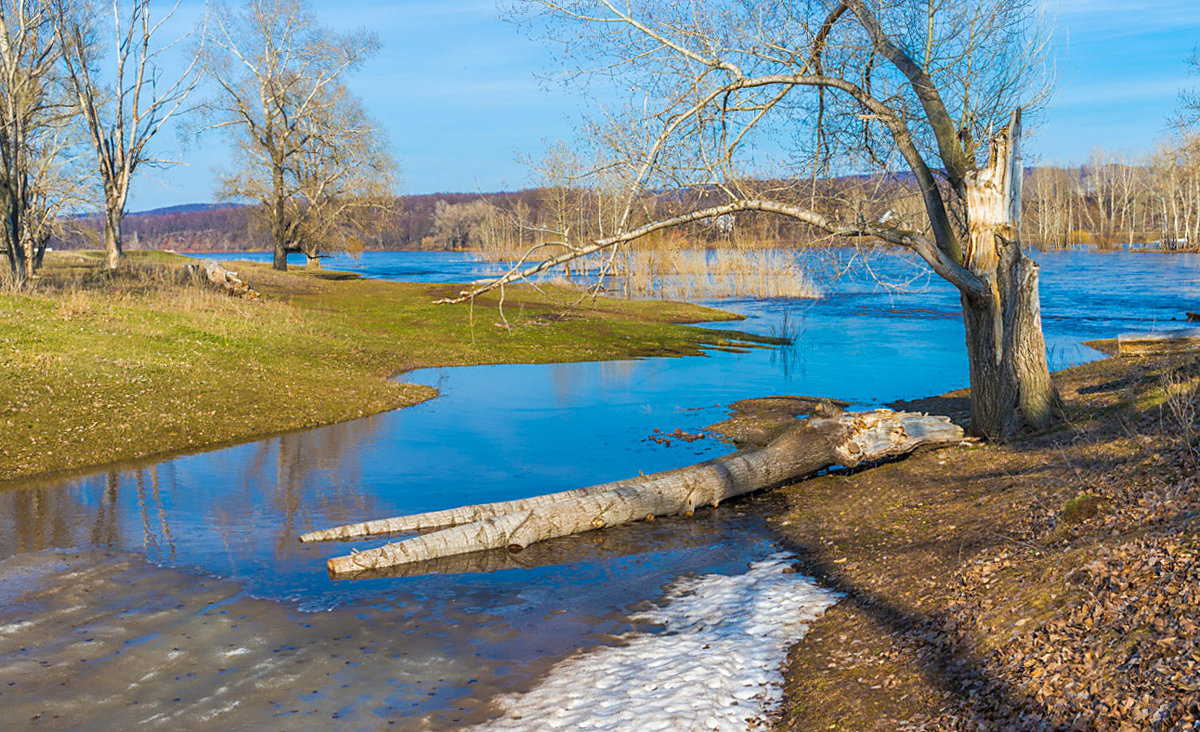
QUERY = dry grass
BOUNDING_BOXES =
[477,240,821,301]
[613,246,821,300]
[1158,358,1200,472]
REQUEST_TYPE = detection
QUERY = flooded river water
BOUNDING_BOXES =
[2,248,1198,730]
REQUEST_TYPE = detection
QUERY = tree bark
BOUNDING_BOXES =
[961,110,1060,439]
[310,408,964,578]
[272,240,288,271]
[961,249,1057,438]
[103,200,122,271]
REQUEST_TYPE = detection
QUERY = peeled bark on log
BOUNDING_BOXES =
[300,474,652,542]
[320,409,963,578]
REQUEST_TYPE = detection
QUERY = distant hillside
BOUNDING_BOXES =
[52,192,544,252]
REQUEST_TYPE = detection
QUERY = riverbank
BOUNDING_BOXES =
[772,352,1200,729]
[1,251,764,483]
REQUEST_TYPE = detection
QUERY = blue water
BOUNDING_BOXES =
[4,247,1200,727]
[22,247,1200,602]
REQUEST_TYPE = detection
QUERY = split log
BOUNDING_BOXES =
[315,408,964,578]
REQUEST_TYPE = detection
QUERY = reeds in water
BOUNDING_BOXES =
[612,246,821,300]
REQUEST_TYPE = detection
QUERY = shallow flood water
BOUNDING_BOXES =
[3,248,1199,730]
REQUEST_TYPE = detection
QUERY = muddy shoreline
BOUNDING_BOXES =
[771,353,1200,729]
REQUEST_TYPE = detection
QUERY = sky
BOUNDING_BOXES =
[129,0,1200,211]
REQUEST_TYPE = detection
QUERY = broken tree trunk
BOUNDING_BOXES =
[961,109,1060,439]
[201,260,260,300]
[310,408,964,578]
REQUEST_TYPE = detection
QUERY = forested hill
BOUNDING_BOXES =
[52,156,1200,254]
[53,191,549,252]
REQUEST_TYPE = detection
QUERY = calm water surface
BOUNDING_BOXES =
[2,248,1198,729]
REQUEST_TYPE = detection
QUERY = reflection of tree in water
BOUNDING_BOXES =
[135,469,177,564]
[0,479,85,557]
[269,416,383,553]
[89,472,121,547]
[0,468,175,562]
[550,362,582,405]
[598,359,638,384]
[0,413,389,565]
[551,360,640,404]
[552,360,638,405]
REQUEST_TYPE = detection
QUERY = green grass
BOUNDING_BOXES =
[0,252,768,482]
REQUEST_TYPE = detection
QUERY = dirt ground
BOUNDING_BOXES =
[770,353,1200,730]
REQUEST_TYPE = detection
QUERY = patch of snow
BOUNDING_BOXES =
[476,554,837,731]
[0,621,34,635]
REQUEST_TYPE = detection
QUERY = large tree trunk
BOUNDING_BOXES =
[306,408,964,578]
[961,110,1060,439]
[272,239,289,271]
[961,249,1057,439]
[3,185,28,286]
[103,200,122,271]
[271,167,288,271]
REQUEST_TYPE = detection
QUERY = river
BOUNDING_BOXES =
[1,248,1197,730]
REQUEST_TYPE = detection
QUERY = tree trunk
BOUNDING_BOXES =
[3,187,27,286]
[271,164,289,271]
[308,408,964,578]
[33,235,46,270]
[103,201,122,270]
[272,239,288,271]
[962,110,1060,439]
[961,249,1057,438]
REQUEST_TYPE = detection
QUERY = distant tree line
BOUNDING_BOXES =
[44,139,1200,257]
[1025,139,1200,250]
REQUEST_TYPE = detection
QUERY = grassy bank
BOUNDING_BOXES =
[0,252,766,483]
[772,353,1200,729]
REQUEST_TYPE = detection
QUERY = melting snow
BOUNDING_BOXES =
[477,554,837,731]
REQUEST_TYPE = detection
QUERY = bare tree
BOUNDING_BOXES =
[0,0,58,283]
[207,0,393,271]
[51,0,203,271]
[0,0,89,284]
[453,0,1058,439]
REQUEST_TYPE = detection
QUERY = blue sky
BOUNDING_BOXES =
[131,0,1200,211]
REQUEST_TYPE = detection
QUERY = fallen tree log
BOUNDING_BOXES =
[315,408,964,578]
[1085,328,1200,356]
[200,260,260,300]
